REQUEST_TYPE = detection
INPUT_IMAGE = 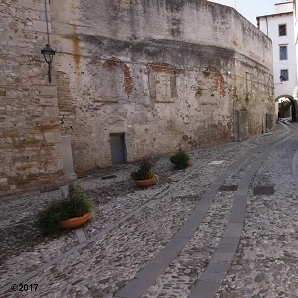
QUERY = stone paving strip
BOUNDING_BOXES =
[217,130,298,297]
[115,128,293,298]
[188,129,297,298]
[141,191,236,298]
[138,138,280,298]
[0,124,294,298]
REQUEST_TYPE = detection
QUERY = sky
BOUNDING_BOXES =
[208,0,289,26]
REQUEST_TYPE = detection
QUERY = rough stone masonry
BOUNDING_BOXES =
[0,0,274,196]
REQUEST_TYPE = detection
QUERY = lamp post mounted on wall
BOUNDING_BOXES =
[41,44,55,83]
[41,0,55,83]
[274,75,286,86]
[279,75,286,83]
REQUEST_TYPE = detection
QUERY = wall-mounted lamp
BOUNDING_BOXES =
[274,75,286,86]
[41,44,55,83]
[279,75,285,83]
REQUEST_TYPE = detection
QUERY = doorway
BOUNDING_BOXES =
[110,133,127,164]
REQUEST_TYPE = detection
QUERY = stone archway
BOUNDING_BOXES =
[275,95,298,122]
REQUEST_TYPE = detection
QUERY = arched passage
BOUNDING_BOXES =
[275,95,298,122]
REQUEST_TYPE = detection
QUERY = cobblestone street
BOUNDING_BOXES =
[1,121,298,298]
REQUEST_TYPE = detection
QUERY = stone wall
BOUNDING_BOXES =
[0,0,274,195]
[0,0,65,196]
[50,0,274,172]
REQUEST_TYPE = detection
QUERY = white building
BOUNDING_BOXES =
[293,0,298,88]
[257,1,297,101]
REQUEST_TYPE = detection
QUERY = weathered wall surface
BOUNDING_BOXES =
[0,0,65,195]
[50,0,274,172]
[0,0,274,195]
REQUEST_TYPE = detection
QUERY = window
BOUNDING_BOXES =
[279,45,288,60]
[280,69,289,81]
[279,24,287,36]
[148,72,178,102]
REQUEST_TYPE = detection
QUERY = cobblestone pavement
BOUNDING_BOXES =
[1,120,298,298]
[217,121,298,298]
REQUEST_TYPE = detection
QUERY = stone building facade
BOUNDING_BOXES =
[0,0,274,196]
[0,0,66,195]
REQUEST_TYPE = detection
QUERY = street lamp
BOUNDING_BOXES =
[274,75,286,86]
[41,44,55,83]
[279,75,286,83]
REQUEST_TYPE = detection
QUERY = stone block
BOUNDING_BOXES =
[32,20,51,33]
[44,132,62,143]
[0,177,8,185]
[188,280,222,297]
[44,107,59,118]
[115,278,151,298]
[39,86,57,97]
[210,252,236,263]
[3,131,18,138]
[34,2,49,11]
[6,90,19,99]
[54,143,62,154]
[18,0,33,9]
[223,223,244,237]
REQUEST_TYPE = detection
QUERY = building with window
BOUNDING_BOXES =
[0,0,276,196]
[257,1,297,100]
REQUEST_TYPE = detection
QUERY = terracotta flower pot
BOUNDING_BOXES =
[134,179,156,187]
[61,212,90,229]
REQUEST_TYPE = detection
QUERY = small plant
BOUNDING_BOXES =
[203,68,210,77]
[35,183,92,235]
[280,99,292,111]
[293,85,298,100]
[130,157,158,181]
[245,94,249,103]
[170,148,190,170]
[195,86,203,97]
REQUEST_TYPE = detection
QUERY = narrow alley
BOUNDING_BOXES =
[1,121,298,298]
